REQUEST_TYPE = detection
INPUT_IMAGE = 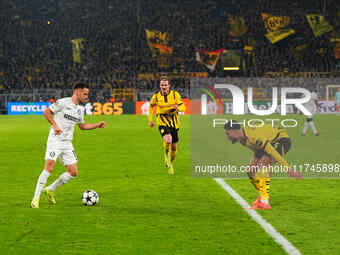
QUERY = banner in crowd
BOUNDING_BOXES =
[145,29,173,57]
[228,15,248,38]
[261,13,295,44]
[241,88,265,98]
[71,38,84,63]
[306,14,333,37]
[221,50,242,71]
[224,101,297,114]
[7,102,50,115]
[222,101,339,114]
[136,98,190,115]
[195,49,224,71]
[137,72,208,80]
[264,72,335,78]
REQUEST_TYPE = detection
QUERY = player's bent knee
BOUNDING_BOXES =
[44,160,56,172]
[68,170,78,177]
[70,171,78,177]
[66,164,78,177]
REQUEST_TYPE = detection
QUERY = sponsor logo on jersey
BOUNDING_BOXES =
[64,113,81,122]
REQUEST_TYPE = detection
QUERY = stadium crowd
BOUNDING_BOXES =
[0,0,340,104]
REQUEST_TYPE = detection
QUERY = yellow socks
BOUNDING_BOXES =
[163,142,170,158]
[260,177,270,202]
[251,176,261,192]
[170,149,176,162]
[251,169,270,203]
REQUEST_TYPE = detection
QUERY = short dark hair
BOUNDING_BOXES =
[73,82,89,90]
[224,120,241,130]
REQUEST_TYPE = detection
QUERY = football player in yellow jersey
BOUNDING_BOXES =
[224,120,301,210]
[148,77,186,174]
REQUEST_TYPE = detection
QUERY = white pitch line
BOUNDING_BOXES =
[214,178,302,255]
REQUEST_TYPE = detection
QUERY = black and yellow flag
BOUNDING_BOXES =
[228,15,248,38]
[145,29,173,57]
[71,38,84,63]
[306,14,333,37]
[262,13,295,44]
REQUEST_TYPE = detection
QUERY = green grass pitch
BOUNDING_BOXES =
[0,114,339,254]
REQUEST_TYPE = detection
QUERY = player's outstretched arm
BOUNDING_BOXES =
[43,108,62,135]
[264,143,301,179]
[78,121,106,130]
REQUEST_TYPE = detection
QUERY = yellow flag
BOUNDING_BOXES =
[145,29,173,67]
[71,38,84,63]
[262,13,295,44]
[145,29,173,57]
[306,14,333,37]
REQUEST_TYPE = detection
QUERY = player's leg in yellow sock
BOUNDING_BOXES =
[250,172,261,192]
[167,143,177,175]
[248,170,262,206]
[170,143,177,163]
[163,142,170,158]
[163,134,172,168]
[259,168,270,204]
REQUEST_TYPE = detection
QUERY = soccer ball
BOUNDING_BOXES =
[82,190,99,206]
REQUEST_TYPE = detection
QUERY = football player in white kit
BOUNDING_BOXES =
[302,88,319,136]
[31,83,106,208]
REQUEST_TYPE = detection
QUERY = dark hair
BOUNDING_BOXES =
[224,120,241,130]
[73,82,89,90]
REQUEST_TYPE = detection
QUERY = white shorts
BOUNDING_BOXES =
[305,106,317,117]
[45,142,78,166]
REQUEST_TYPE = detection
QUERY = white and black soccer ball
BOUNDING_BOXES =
[82,190,99,206]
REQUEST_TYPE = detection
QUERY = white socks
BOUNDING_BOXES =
[302,122,309,135]
[310,121,318,134]
[34,170,51,199]
[303,121,318,135]
[47,172,74,192]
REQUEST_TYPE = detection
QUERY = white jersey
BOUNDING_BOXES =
[303,91,318,116]
[47,97,85,145]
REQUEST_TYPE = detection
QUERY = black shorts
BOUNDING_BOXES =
[158,126,179,143]
[254,138,291,159]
